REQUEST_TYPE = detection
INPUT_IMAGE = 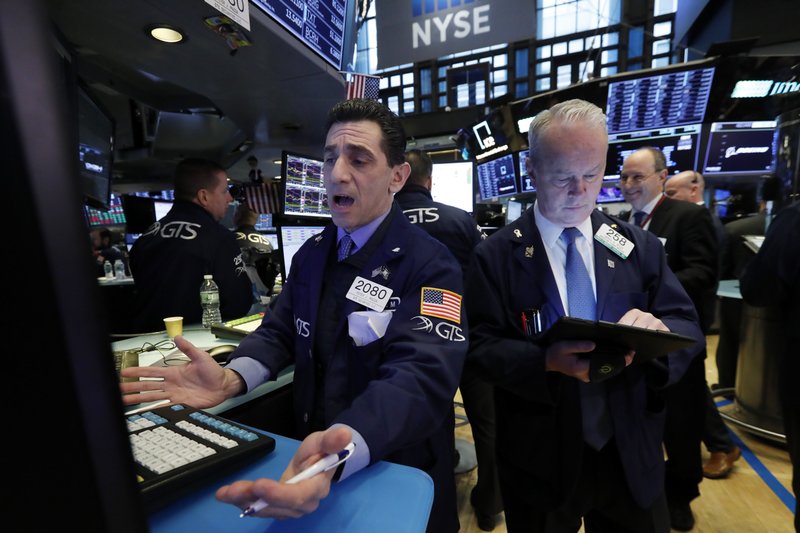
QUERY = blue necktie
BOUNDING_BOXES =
[561,227,612,450]
[338,234,354,261]
[633,211,646,227]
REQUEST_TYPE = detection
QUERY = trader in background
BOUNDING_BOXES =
[396,149,502,531]
[465,98,703,532]
[128,158,252,332]
[739,200,800,533]
[233,203,278,312]
[619,148,718,531]
[122,99,465,533]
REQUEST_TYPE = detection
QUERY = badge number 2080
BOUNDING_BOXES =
[346,276,394,312]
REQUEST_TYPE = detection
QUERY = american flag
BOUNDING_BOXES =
[420,287,462,324]
[345,73,381,100]
[243,182,280,214]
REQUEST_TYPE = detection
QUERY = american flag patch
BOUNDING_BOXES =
[420,287,462,324]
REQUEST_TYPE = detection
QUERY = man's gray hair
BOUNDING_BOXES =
[528,99,607,170]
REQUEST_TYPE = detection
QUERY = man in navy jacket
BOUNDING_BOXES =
[466,99,703,532]
[122,99,465,533]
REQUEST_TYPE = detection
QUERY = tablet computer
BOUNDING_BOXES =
[540,316,697,363]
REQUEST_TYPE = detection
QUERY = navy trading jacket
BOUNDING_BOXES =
[466,207,704,511]
[234,203,466,533]
[128,200,252,331]
[395,183,484,276]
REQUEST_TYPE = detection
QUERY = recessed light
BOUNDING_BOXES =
[146,24,186,44]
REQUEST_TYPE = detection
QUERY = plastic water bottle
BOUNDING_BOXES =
[104,260,114,279]
[114,259,126,279]
[200,274,221,328]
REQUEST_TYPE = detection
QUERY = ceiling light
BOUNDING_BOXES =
[146,24,186,44]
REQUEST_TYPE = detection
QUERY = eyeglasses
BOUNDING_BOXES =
[618,171,661,184]
[140,339,187,366]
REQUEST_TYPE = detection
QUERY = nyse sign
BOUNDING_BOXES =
[376,0,536,68]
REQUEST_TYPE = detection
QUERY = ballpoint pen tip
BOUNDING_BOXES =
[240,508,253,518]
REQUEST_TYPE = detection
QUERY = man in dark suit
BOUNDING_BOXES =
[466,99,703,532]
[619,148,718,530]
[397,149,502,531]
[739,201,800,532]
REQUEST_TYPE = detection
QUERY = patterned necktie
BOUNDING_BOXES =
[338,234,354,261]
[561,227,611,450]
[633,210,646,227]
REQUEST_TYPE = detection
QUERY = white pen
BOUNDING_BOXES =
[239,441,356,518]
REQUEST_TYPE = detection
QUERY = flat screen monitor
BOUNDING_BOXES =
[605,124,702,179]
[153,200,172,221]
[702,121,778,175]
[430,161,474,213]
[278,225,326,281]
[606,66,715,134]
[77,82,114,210]
[255,213,274,231]
[281,151,331,218]
[251,0,349,70]
[506,200,523,223]
[263,233,280,250]
[120,194,155,234]
[597,179,626,204]
[476,153,518,201]
[516,149,535,193]
[85,193,126,227]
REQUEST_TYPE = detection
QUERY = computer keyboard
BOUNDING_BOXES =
[211,311,265,340]
[126,403,276,511]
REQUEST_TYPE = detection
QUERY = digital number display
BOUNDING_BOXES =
[252,0,347,69]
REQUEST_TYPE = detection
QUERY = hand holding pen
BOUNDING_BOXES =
[239,442,355,517]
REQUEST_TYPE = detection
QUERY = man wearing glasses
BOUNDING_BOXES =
[619,148,718,531]
[128,158,252,332]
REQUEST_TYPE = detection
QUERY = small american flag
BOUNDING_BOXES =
[244,182,280,214]
[345,73,381,100]
[420,287,462,324]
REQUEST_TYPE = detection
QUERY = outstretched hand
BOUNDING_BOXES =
[119,335,242,408]
[216,426,353,519]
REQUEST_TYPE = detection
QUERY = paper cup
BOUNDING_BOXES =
[164,316,183,338]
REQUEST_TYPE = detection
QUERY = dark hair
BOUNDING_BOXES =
[234,203,258,227]
[325,98,406,167]
[405,149,432,187]
[173,158,226,202]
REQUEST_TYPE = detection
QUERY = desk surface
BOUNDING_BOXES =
[113,326,294,416]
[148,429,434,533]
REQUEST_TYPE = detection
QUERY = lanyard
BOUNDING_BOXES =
[635,195,666,228]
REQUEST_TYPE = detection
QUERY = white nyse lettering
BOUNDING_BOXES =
[412,6,492,49]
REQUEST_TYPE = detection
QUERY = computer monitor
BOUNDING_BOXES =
[120,194,155,234]
[516,149,535,193]
[430,160,474,213]
[281,151,331,218]
[278,225,326,281]
[596,179,626,204]
[476,152,518,201]
[77,80,115,210]
[254,213,274,231]
[153,200,172,221]
[7,2,147,529]
[605,124,703,179]
[702,121,778,176]
[606,65,715,134]
[506,200,523,223]
[85,193,126,227]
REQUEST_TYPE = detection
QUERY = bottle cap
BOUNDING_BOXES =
[204,274,212,279]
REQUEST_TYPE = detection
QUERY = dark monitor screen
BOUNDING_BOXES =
[516,149,535,193]
[430,161,474,213]
[278,225,326,281]
[85,193,126,227]
[606,124,702,178]
[281,151,331,218]
[606,66,715,134]
[702,120,778,175]
[477,153,518,201]
[77,82,114,210]
[120,194,155,234]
